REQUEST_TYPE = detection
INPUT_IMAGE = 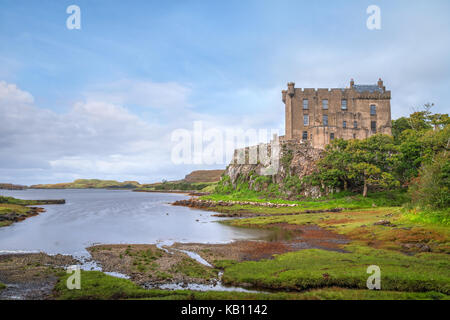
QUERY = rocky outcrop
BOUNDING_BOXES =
[222,139,324,198]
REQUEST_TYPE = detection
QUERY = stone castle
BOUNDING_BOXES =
[281,78,392,149]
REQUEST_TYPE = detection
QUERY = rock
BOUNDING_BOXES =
[374,220,394,226]
[224,140,324,197]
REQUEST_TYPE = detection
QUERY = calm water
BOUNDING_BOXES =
[0,189,266,258]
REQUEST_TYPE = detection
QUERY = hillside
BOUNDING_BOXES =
[135,169,224,193]
[0,183,27,190]
[183,170,224,183]
[30,179,141,189]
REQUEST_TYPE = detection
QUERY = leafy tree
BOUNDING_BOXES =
[409,152,450,209]
[391,117,411,142]
[345,135,399,196]
[314,134,399,196]
[316,139,351,190]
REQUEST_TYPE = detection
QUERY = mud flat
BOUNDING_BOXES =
[0,253,76,300]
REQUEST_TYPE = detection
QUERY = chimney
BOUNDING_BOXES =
[350,78,354,88]
[377,78,383,88]
[287,82,295,97]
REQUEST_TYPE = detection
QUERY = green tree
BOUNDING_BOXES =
[346,135,399,196]
[409,152,450,209]
[316,139,351,190]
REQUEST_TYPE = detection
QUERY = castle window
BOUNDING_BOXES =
[302,131,308,140]
[353,133,356,139]
[343,121,347,128]
[353,121,357,128]
[371,121,377,132]
[303,115,309,126]
[341,99,347,110]
[303,99,309,110]
[322,99,328,110]
[323,114,328,126]
[330,133,335,140]
[370,104,376,115]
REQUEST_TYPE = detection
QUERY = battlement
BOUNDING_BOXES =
[282,78,392,149]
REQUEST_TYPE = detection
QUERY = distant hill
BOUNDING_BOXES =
[183,170,224,183]
[30,179,141,189]
[135,169,225,193]
[0,183,28,190]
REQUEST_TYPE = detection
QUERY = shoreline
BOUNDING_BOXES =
[0,198,65,228]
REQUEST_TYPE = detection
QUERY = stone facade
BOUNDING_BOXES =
[281,79,392,149]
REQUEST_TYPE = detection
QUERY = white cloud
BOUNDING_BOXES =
[0,80,275,185]
[83,79,192,109]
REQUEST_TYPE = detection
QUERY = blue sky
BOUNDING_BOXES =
[1,0,449,184]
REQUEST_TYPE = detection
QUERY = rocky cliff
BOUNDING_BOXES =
[221,139,324,198]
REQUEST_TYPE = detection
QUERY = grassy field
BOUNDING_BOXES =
[221,245,449,293]
[201,190,408,207]
[53,270,448,300]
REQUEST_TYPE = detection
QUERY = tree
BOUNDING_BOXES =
[316,139,351,190]
[392,117,411,142]
[346,135,399,196]
[409,152,450,209]
[314,134,399,196]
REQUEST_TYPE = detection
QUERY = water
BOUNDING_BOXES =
[0,189,267,259]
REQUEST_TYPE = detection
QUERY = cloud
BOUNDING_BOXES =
[0,81,177,184]
[0,80,277,185]
[83,79,192,109]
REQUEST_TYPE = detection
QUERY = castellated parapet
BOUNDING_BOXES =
[281,78,392,149]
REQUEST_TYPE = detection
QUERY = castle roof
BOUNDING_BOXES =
[353,84,383,93]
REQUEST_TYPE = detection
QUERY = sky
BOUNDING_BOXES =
[0,0,449,185]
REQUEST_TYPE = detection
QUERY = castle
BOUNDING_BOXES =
[281,79,392,149]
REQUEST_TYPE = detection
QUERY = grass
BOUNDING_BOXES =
[404,207,450,226]
[53,270,448,300]
[224,206,450,253]
[201,190,408,210]
[0,203,36,227]
[0,196,40,206]
[220,245,450,294]
[0,203,32,215]
[169,258,218,279]
[0,282,5,291]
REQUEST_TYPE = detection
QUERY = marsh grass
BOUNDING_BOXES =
[221,245,450,294]
[53,270,449,300]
